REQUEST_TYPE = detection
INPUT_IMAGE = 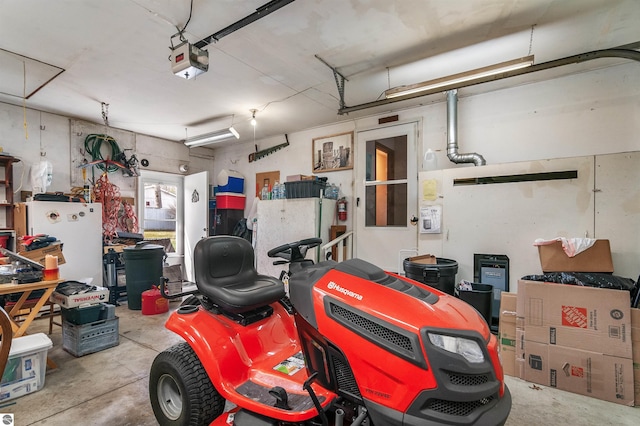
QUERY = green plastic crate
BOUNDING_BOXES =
[61,304,103,325]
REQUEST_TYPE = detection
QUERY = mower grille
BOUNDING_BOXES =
[448,372,489,386]
[330,303,414,352]
[426,396,494,417]
[330,354,362,398]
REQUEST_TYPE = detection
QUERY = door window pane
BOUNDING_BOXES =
[364,135,408,227]
[143,183,177,252]
[365,183,407,227]
[365,136,407,181]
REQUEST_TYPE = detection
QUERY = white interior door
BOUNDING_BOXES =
[184,171,209,281]
[356,122,418,272]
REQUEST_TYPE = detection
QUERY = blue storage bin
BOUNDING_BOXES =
[217,169,244,193]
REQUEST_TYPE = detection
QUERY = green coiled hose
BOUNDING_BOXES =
[84,134,122,173]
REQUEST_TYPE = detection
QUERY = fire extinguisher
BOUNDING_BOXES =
[337,197,347,221]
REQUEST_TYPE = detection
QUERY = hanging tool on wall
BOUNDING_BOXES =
[115,149,140,177]
[248,134,290,162]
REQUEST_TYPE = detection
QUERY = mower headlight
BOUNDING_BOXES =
[428,333,484,363]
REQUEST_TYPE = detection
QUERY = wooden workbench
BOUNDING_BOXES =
[0,279,62,337]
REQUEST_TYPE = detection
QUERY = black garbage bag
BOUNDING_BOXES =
[521,272,638,307]
[232,218,252,243]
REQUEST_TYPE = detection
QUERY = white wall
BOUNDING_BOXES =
[0,108,70,196]
[0,108,215,200]
[211,61,640,234]
[4,62,636,207]
[1,61,639,280]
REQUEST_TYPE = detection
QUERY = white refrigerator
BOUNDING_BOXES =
[254,198,336,279]
[26,201,103,286]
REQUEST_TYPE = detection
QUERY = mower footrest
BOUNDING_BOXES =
[236,380,325,412]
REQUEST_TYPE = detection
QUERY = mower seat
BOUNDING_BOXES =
[194,236,285,314]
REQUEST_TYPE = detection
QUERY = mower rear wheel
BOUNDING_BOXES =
[150,342,225,426]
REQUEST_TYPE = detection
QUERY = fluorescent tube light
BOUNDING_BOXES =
[385,55,534,99]
[184,126,239,147]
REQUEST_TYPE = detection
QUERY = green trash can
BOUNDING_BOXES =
[123,242,165,310]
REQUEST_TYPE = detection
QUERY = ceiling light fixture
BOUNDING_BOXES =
[250,109,257,127]
[384,55,535,99]
[184,126,239,148]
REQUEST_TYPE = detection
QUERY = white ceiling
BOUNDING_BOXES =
[0,0,638,146]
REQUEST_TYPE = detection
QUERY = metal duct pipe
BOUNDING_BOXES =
[447,89,486,166]
[338,47,640,115]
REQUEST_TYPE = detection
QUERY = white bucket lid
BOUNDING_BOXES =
[8,333,53,357]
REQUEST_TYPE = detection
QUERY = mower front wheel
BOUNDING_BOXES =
[150,342,225,426]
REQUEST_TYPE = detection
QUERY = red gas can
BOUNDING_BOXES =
[141,286,169,315]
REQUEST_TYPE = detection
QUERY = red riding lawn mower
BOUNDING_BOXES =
[150,236,511,426]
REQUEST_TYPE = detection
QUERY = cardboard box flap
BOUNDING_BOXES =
[407,254,437,265]
[537,239,613,273]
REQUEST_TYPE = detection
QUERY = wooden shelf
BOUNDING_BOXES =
[0,156,19,230]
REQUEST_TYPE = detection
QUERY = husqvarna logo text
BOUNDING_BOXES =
[327,281,363,301]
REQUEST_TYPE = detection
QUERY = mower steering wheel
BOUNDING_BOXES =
[267,238,323,261]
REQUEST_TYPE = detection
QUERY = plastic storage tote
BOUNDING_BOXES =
[0,333,53,402]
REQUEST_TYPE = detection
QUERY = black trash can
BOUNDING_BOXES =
[455,282,493,325]
[123,242,165,310]
[403,257,458,295]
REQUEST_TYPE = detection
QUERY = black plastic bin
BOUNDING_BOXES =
[455,282,493,325]
[403,257,458,295]
[284,180,327,199]
[123,242,165,310]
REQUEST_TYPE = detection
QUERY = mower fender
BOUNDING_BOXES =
[163,304,302,403]
[163,308,246,395]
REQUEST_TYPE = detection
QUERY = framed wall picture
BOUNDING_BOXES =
[312,131,354,173]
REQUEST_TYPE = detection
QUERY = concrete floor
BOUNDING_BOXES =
[7,301,640,426]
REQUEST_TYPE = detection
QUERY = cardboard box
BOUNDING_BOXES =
[0,376,39,402]
[13,203,27,241]
[523,340,634,406]
[103,244,129,254]
[632,308,640,403]
[286,174,315,182]
[498,292,517,376]
[18,242,66,266]
[50,286,109,308]
[537,239,613,273]
[121,196,135,207]
[407,254,437,265]
[516,280,632,358]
